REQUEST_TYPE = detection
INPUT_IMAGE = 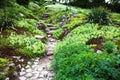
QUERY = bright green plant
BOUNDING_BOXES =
[8,33,46,57]
[87,7,111,25]
[63,20,82,29]
[53,28,64,39]
[53,52,120,80]
[16,19,46,35]
[0,58,9,80]
[103,41,117,54]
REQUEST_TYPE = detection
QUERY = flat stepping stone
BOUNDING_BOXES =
[47,24,53,27]
[46,30,55,35]
[47,50,54,56]
[48,27,58,30]
[35,35,45,39]
[47,38,56,42]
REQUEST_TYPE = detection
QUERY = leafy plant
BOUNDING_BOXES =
[53,51,120,80]
[87,7,111,25]
[53,28,64,39]
[63,20,82,29]
[0,58,9,80]
[103,41,117,53]
[8,33,46,57]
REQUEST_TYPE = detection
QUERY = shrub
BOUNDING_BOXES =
[87,7,111,25]
[8,33,46,57]
[103,41,117,54]
[0,58,9,80]
[53,42,94,70]
[53,52,120,80]
[53,28,64,39]
[0,18,14,31]
[16,19,45,35]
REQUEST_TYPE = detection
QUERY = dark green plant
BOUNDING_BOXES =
[0,18,14,31]
[87,7,111,25]
[16,0,30,7]
[103,41,117,54]
[53,52,120,80]
[0,58,9,80]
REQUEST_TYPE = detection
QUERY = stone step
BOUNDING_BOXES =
[47,45,55,49]
[48,27,58,30]
[47,50,54,56]
[35,35,45,42]
[47,24,53,27]
[47,42,56,45]
[42,13,50,19]
[47,38,56,42]
[46,30,55,35]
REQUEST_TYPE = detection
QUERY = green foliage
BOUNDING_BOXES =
[87,7,111,25]
[53,23,120,80]
[53,28,64,39]
[53,52,120,80]
[8,33,46,57]
[0,58,8,80]
[69,24,120,40]
[63,20,82,29]
[16,0,29,7]
[17,19,46,35]
[103,41,117,54]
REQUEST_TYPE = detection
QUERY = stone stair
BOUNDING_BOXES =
[18,23,59,80]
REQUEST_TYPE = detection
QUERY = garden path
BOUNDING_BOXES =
[18,24,59,80]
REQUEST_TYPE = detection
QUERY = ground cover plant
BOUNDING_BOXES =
[0,0,120,80]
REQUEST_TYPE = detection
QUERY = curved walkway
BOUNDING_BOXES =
[18,24,59,80]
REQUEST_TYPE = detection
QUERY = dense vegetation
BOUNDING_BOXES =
[0,0,120,80]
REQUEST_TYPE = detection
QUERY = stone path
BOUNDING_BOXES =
[18,24,59,80]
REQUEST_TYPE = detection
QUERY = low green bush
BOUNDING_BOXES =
[53,42,94,70]
[103,41,117,54]
[0,58,9,80]
[8,33,46,57]
[53,52,120,80]
[63,20,82,29]
[87,7,111,25]
[16,19,46,35]
[53,28,64,39]
[69,24,120,40]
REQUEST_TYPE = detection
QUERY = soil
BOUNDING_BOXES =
[86,37,106,51]
[0,27,29,36]
[0,46,30,79]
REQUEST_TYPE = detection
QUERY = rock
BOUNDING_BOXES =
[20,59,24,62]
[48,73,55,77]
[36,23,46,30]
[27,61,31,65]
[34,62,38,65]
[26,68,32,73]
[48,56,53,60]
[19,76,26,80]
[35,35,45,40]
[20,72,26,76]
[25,73,33,78]
[47,51,54,56]
[38,74,44,78]
[21,68,25,71]
[25,65,30,69]
[5,77,9,80]
[48,38,56,42]
[47,24,53,27]
[37,68,43,71]
[13,71,19,77]
[42,13,50,19]
[96,50,103,54]
[9,63,15,67]
[47,30,55,35]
